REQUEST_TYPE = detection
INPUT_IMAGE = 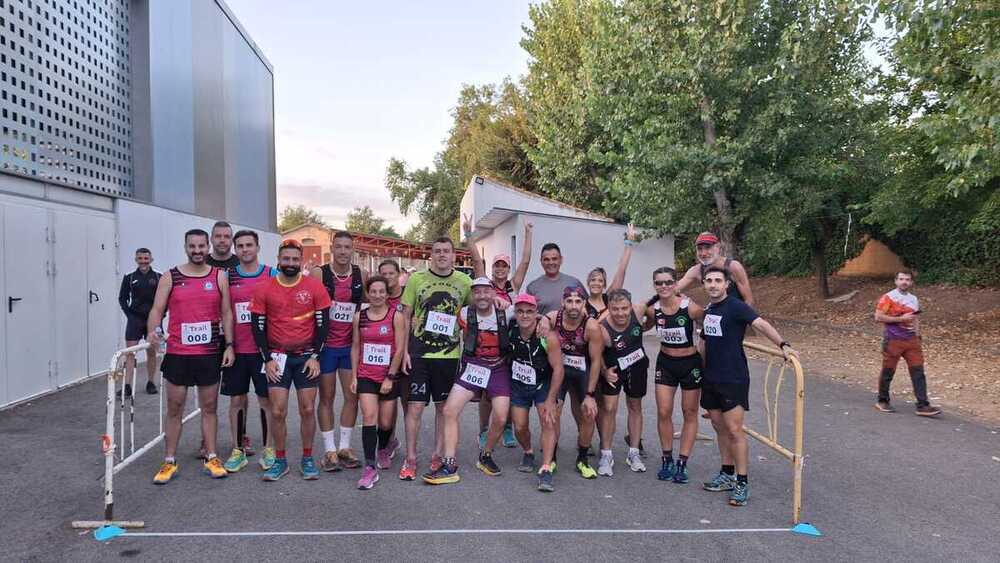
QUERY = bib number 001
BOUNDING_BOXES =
[425,311,456,336]
[235,302,252,324]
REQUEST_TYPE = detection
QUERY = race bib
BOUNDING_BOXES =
[235,302,251,324]
[330,302,355,324]
[363,343,391,366]
[511,361,537,385]
[564,354,586,371]
[425,311,457,336]
[261,352,288,374]
[658,326,688,345]
[703,314,723,337]
[617,347,646,371]
[180,321,212,345]
[459,362,491,389]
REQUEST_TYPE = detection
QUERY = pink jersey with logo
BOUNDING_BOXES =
[326,274,355,348]
[357,307,396,383]
[228,265,273,354]
[166,267,222,355]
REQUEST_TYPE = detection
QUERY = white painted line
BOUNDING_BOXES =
[122,528,792,538]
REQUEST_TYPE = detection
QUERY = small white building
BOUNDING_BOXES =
[460,176,675,299]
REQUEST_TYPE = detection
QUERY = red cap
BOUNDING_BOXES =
[695,232,719,246]
[513,293,537,307]
[279,238,303,251]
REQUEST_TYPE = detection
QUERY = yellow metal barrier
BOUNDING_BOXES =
[742,340,806,524]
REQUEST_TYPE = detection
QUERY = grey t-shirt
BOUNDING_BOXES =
[526,272,587,315]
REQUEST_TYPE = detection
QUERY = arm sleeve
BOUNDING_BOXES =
[118,274,131,315]
[251,312,270,361]
[312,307,329,353]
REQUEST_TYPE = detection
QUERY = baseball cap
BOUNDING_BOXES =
[493,254,512,266]
[695,232,720,246]
[513,293,537,307]
[471,276,493,288]
[279,238,303,251]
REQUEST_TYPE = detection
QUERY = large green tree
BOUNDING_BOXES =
[278,204,326,232]
[344,205,400,238]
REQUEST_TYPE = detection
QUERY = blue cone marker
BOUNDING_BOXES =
[94,525,125,542]
[790,523,822,537]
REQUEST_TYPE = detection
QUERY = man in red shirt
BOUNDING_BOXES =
[251,240,332,481]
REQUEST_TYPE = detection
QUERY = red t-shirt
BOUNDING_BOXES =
[250,275,332,354]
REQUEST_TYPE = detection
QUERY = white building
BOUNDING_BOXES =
[0,1,277,408]
[460,176,675,299]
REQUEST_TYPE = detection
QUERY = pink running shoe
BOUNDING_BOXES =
[376,447,392,470]
[358,465,379,490]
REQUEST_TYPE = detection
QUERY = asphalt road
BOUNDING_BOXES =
[3,337,998,562]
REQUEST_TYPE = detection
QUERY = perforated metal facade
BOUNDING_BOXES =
[0,0,132,197]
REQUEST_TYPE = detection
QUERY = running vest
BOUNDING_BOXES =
[357,307,396,382]
[462,306,510,359]
[700,258,744,302]
[555,310,589,372]
[653,298,695,349]
[321,264,363,347]
[228,265,273,354]
[493,279,514,305]
[387,286,404,312]
[509,323,551,383]
[586,294,609,319]
[601,312,647,373]
[166,267,222,355]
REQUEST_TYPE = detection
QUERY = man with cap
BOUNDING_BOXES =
[674,232,754,306]
[423,277,514,484]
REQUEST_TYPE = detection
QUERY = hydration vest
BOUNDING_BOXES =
[321,264,364,307]
[462,306,510,358]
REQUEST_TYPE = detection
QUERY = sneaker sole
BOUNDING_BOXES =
[399,471,416,481]
[153,471,178,485]
[302,471,320,480]
[538,484,554,492]
[627,461,646,473]
[204,468,229,479]
[517,466,536,473]
[915,410,941,417]
[729,499,748,507]
[262,468,290,482]
[703,484,735,492]
[422,475,460,485]
[476,462,502,476]
[874,404,896,413]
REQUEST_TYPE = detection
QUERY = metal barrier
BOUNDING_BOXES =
[741,340,806,524]
[71,341,200,530]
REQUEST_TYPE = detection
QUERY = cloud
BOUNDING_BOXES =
[278,181,416,231]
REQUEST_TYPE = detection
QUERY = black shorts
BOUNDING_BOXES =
[125,314,150,342]
[599,357,649,399]
[655,352,703,390]
[221,354,269,398]
[161,354,221,387]
[357,377,403,401]
[408,357,458,404]
[268,354,320,390]
[700,381,750,413]
[558,367,589,403]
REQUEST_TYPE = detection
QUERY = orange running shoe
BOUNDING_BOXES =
[153,461,178,484]
[203,456,228,479]
[398,459,417,481]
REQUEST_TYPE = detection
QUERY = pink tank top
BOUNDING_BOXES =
[357,307,396,383]
[167,267,222,355]
[228,265,273,354]
[325,271,355,348]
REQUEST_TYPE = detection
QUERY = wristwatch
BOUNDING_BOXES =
[586,390,596,398]
[309,353,320,361]
[779,341,790,349]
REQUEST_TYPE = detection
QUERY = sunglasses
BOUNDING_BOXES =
[654,280,676,287]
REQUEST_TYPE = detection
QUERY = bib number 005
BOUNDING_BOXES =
[511,361,537,385]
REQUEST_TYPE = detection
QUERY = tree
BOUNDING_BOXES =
[278,204,326,232]
[344,205,400,238]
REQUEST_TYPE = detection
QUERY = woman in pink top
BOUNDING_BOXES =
[350,276,406,489]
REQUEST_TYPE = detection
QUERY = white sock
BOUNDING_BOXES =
[339,426,353,450]
[628,447,639,457]
[601,449,613,458]
[322,430,337,453]
[164,456,176,464]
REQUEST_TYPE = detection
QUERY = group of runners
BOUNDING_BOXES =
[115,217,936,509]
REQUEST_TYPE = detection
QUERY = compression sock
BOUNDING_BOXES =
[377,428,392,450]
[362,425,377,466]
[339,426,353,450]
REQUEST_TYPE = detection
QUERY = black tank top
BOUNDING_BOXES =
[700,258,744,302]
[509,324,552,382]
[556,311,589,371]
[601,312,646,372]
[653,298,695,349]
[585,294,609,319]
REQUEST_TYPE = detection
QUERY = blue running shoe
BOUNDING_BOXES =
[502,423,517,448]
[301,456,320,480]
[729,480,749,506]
[657,457,676,481]
[703,471,735,492]
[423,462,460,485]
[262,458,289,481]
[672,463,689,484]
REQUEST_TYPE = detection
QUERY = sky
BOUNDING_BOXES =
[224,0,536,233]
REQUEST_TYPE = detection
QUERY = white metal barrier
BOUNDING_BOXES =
[71,341,201,530]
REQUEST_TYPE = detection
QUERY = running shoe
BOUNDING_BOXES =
[502,423,517,448]
[575,460,597,479]
[223,448,248,473]
[338,448,361,469]
[376,447,393,470]
[320,450,342,472]
[429,454,444,473]
[301,456,320,480]
[203,456,228,479]
[657,457,676,481]
[423,463,460,485]
[874,400,896,413]
[378,437,400,464]
[537,469,554,492]
[259,447,276,471]
[518,452,536,473]
[626,450,646,473]
[242,435,255,457]
[116,384,132,399]
[478,429,487,450]
[153,461,178,484]
[729,480,749,506]
[915,404,942,417]
[672,463,689,484]
[477,452,502,476]
[358,465,379,490]
[398,459,417,481]
[624,435,647,458]
[262,458,289,481]
[598,453,614,477]
[145,381,158,395]
[703,471,735,492]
